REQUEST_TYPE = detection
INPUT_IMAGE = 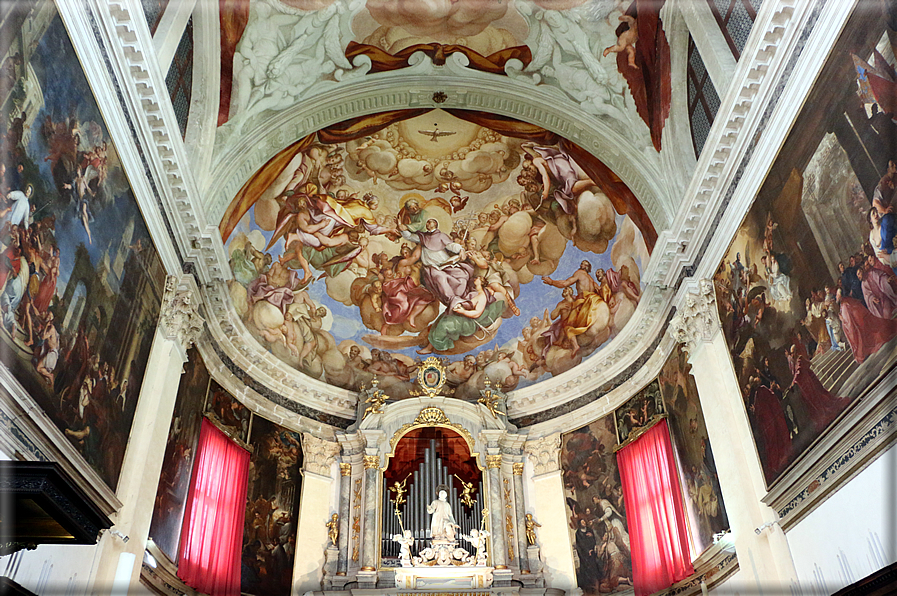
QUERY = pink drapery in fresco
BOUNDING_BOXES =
[617,419,694,595]
[178,418,250,596]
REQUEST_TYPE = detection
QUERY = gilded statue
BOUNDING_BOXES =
[525,513,541,546]
[326,512,339,546]
[454,474,477,508]
[389,474,410,506]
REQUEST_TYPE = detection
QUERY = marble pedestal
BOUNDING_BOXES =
[394,565,494,589]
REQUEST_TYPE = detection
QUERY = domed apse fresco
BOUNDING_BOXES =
[220,109,654,398]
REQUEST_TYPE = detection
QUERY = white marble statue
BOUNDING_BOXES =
[392,530,414,567]
[426,485,460,541]
[460,528,490,566]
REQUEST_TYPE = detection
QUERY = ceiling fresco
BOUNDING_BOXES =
[219,0,671,150]
[222,110,649,398]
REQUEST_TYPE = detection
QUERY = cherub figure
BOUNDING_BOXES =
[326,513,339,546]
[603,15,639,69]
[460,528,490,566]
[392,530,415,566]
[280,311,301,357]
[454,474,477,508]
[525,513,541,546]
[389,474,410,505]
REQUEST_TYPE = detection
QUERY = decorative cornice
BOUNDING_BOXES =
[669,279,719,354]
[486,455,503,469]
[363,455,380,470]
[524,434,561,476]
[158,275,204,352]
[301,433,340,477]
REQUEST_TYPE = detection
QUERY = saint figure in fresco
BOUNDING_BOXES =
[426,485,459,541]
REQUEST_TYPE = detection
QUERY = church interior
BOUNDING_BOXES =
[0,0,895,595]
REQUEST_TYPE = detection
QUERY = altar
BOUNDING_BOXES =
[394,564,495,590]
[316,358,555,595]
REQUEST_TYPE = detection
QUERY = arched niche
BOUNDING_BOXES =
[380,426,486,564]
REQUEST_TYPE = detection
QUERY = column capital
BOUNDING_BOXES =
[158,274,204,353]
[512,462,524,475]
[301,433,340,476]
[486,454,503,469]
[670,278,720,354]
[339,462,352,476]
[363,454,380,470]
[524,434,561,476]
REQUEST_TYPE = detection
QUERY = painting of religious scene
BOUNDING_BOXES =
[149,348,210,562]
[220,0,672,153]
[221,109,651,399]
[205,379,251,443]
[659,347,729,555]
[0,6,164,489]
[561,416,632,594]
[241,417,302,596]
[713,10,897,485]
[612,379,664,446]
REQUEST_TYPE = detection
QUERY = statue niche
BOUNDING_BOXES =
[381,426,485,567]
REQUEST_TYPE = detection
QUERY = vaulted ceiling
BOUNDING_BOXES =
[72,0,845,433]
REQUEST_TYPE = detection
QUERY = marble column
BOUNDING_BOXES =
[360,454,381,573]
[670,280,798,589]
[512,462,529,573]
[292,434,339,595]
[525,434,577,593]
[337,462,352,574]
[485,454,507,568]
[92,275,202,592]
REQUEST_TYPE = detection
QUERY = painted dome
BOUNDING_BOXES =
[221,109,652,398]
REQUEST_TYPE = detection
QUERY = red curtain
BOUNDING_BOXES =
[178,419,250,596]
[617,419,693,595]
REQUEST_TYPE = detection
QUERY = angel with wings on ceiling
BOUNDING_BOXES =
[602,0,672,152]
[268,187,400,284]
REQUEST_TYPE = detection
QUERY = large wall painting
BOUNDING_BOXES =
[241,417,302,596]
[612,379,664,446]
[222,109,650,399]
[149,347,210,562]
[713,13,897,484]
[0,6,164,489]
[659,347,729,555]
[561,416,632,594]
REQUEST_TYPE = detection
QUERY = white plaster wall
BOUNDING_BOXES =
[528,468,577,593]
[1,543,101,595]
[292,470,336,595]
[786,445,896,595]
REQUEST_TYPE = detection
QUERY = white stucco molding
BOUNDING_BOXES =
[669,278,720,355]
[302,432,341,477]
[158,274,205,356]
[523,434,561,477]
